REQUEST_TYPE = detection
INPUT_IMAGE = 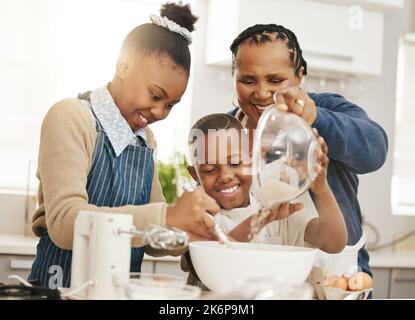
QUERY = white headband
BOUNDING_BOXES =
[150,14,192,44]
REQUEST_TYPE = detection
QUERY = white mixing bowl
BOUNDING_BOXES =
[189,241,316,292]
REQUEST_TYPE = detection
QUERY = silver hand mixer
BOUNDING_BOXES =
[70,211,188,299]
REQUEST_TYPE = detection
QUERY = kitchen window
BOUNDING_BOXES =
[392,33,415,215]
[0,0,193,193]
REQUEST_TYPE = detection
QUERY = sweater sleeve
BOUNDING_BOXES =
[311,93,388,174]
[37,99,167,250]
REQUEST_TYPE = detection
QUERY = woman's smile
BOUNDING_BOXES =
[251,102,274,113]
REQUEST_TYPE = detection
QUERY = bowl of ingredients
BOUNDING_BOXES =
[189,241,316,292]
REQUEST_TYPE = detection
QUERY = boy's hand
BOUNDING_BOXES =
[310,128,330,195]
[267,202,304,222]
[253,202,304,231]
[166,187,220,240]
[229,202,304,242]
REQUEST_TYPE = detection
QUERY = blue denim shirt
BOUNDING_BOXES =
[229,92,388,275]
[309,92,388,275]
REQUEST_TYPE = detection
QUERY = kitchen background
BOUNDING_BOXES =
[0,0,414,298]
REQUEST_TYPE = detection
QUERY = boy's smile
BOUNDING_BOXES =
[217,183,240,195]
[213,182,245,209]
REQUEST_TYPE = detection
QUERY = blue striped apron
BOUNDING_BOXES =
[28,98,154,288]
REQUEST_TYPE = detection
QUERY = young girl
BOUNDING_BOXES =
[28,2,219,288]
[181,113,347,289]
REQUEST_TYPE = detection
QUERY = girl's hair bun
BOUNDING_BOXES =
[160,2,198,32]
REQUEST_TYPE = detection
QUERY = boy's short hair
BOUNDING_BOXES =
[188,113,243,145]
[188,113,246,165]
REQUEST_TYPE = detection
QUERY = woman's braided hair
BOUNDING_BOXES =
[230,24,307,77]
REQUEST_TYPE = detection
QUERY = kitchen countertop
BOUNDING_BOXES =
[0,234,38,255]
[369,249,415,269]
[0,234,412,267]
[0,233,180,262]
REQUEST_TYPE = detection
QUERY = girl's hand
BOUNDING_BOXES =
[310,128,330,195]
[273,86,317,125]
[166,187,220,240]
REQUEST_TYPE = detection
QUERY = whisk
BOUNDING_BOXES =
[118,225,188,250]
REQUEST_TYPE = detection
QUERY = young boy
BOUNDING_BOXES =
[181,113,347,288]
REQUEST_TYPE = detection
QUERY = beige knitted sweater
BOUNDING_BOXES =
[32,98,172,252]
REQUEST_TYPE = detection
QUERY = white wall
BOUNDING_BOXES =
[190,0,415,245]
[0,192,36,236]
[357,0,415,244]
[190,0,235,126]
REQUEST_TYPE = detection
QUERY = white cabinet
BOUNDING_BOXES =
[0,254,185,284]
[390,268,415,299]
[372,267,415,299]
[143,255,187,279]
[315,0,404,12]
[205,0,384,75]
[0,254,34,283]
[154,260,187,279]
[371,267,390,299]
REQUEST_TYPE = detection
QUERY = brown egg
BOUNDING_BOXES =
[347,272,373,291]
[324,275,337,286]
[341,273,350,282]
[331,277,348,290]
[325,275,348,290]
[321,269,329,284]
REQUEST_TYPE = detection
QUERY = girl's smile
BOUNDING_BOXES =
[135,111,149,129]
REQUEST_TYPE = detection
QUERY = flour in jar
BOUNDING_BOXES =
[259,180,301,203]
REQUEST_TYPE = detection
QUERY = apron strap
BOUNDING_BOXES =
[351,234,366,251]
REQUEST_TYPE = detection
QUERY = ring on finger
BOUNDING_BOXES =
[295,99,305,109]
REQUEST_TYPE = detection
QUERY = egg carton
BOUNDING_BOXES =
[307,267,372,300]
[314,284,372,300]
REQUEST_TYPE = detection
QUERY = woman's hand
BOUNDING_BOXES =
[273,86,317,125]
[166,186,220,241]
[309,128,330,195]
